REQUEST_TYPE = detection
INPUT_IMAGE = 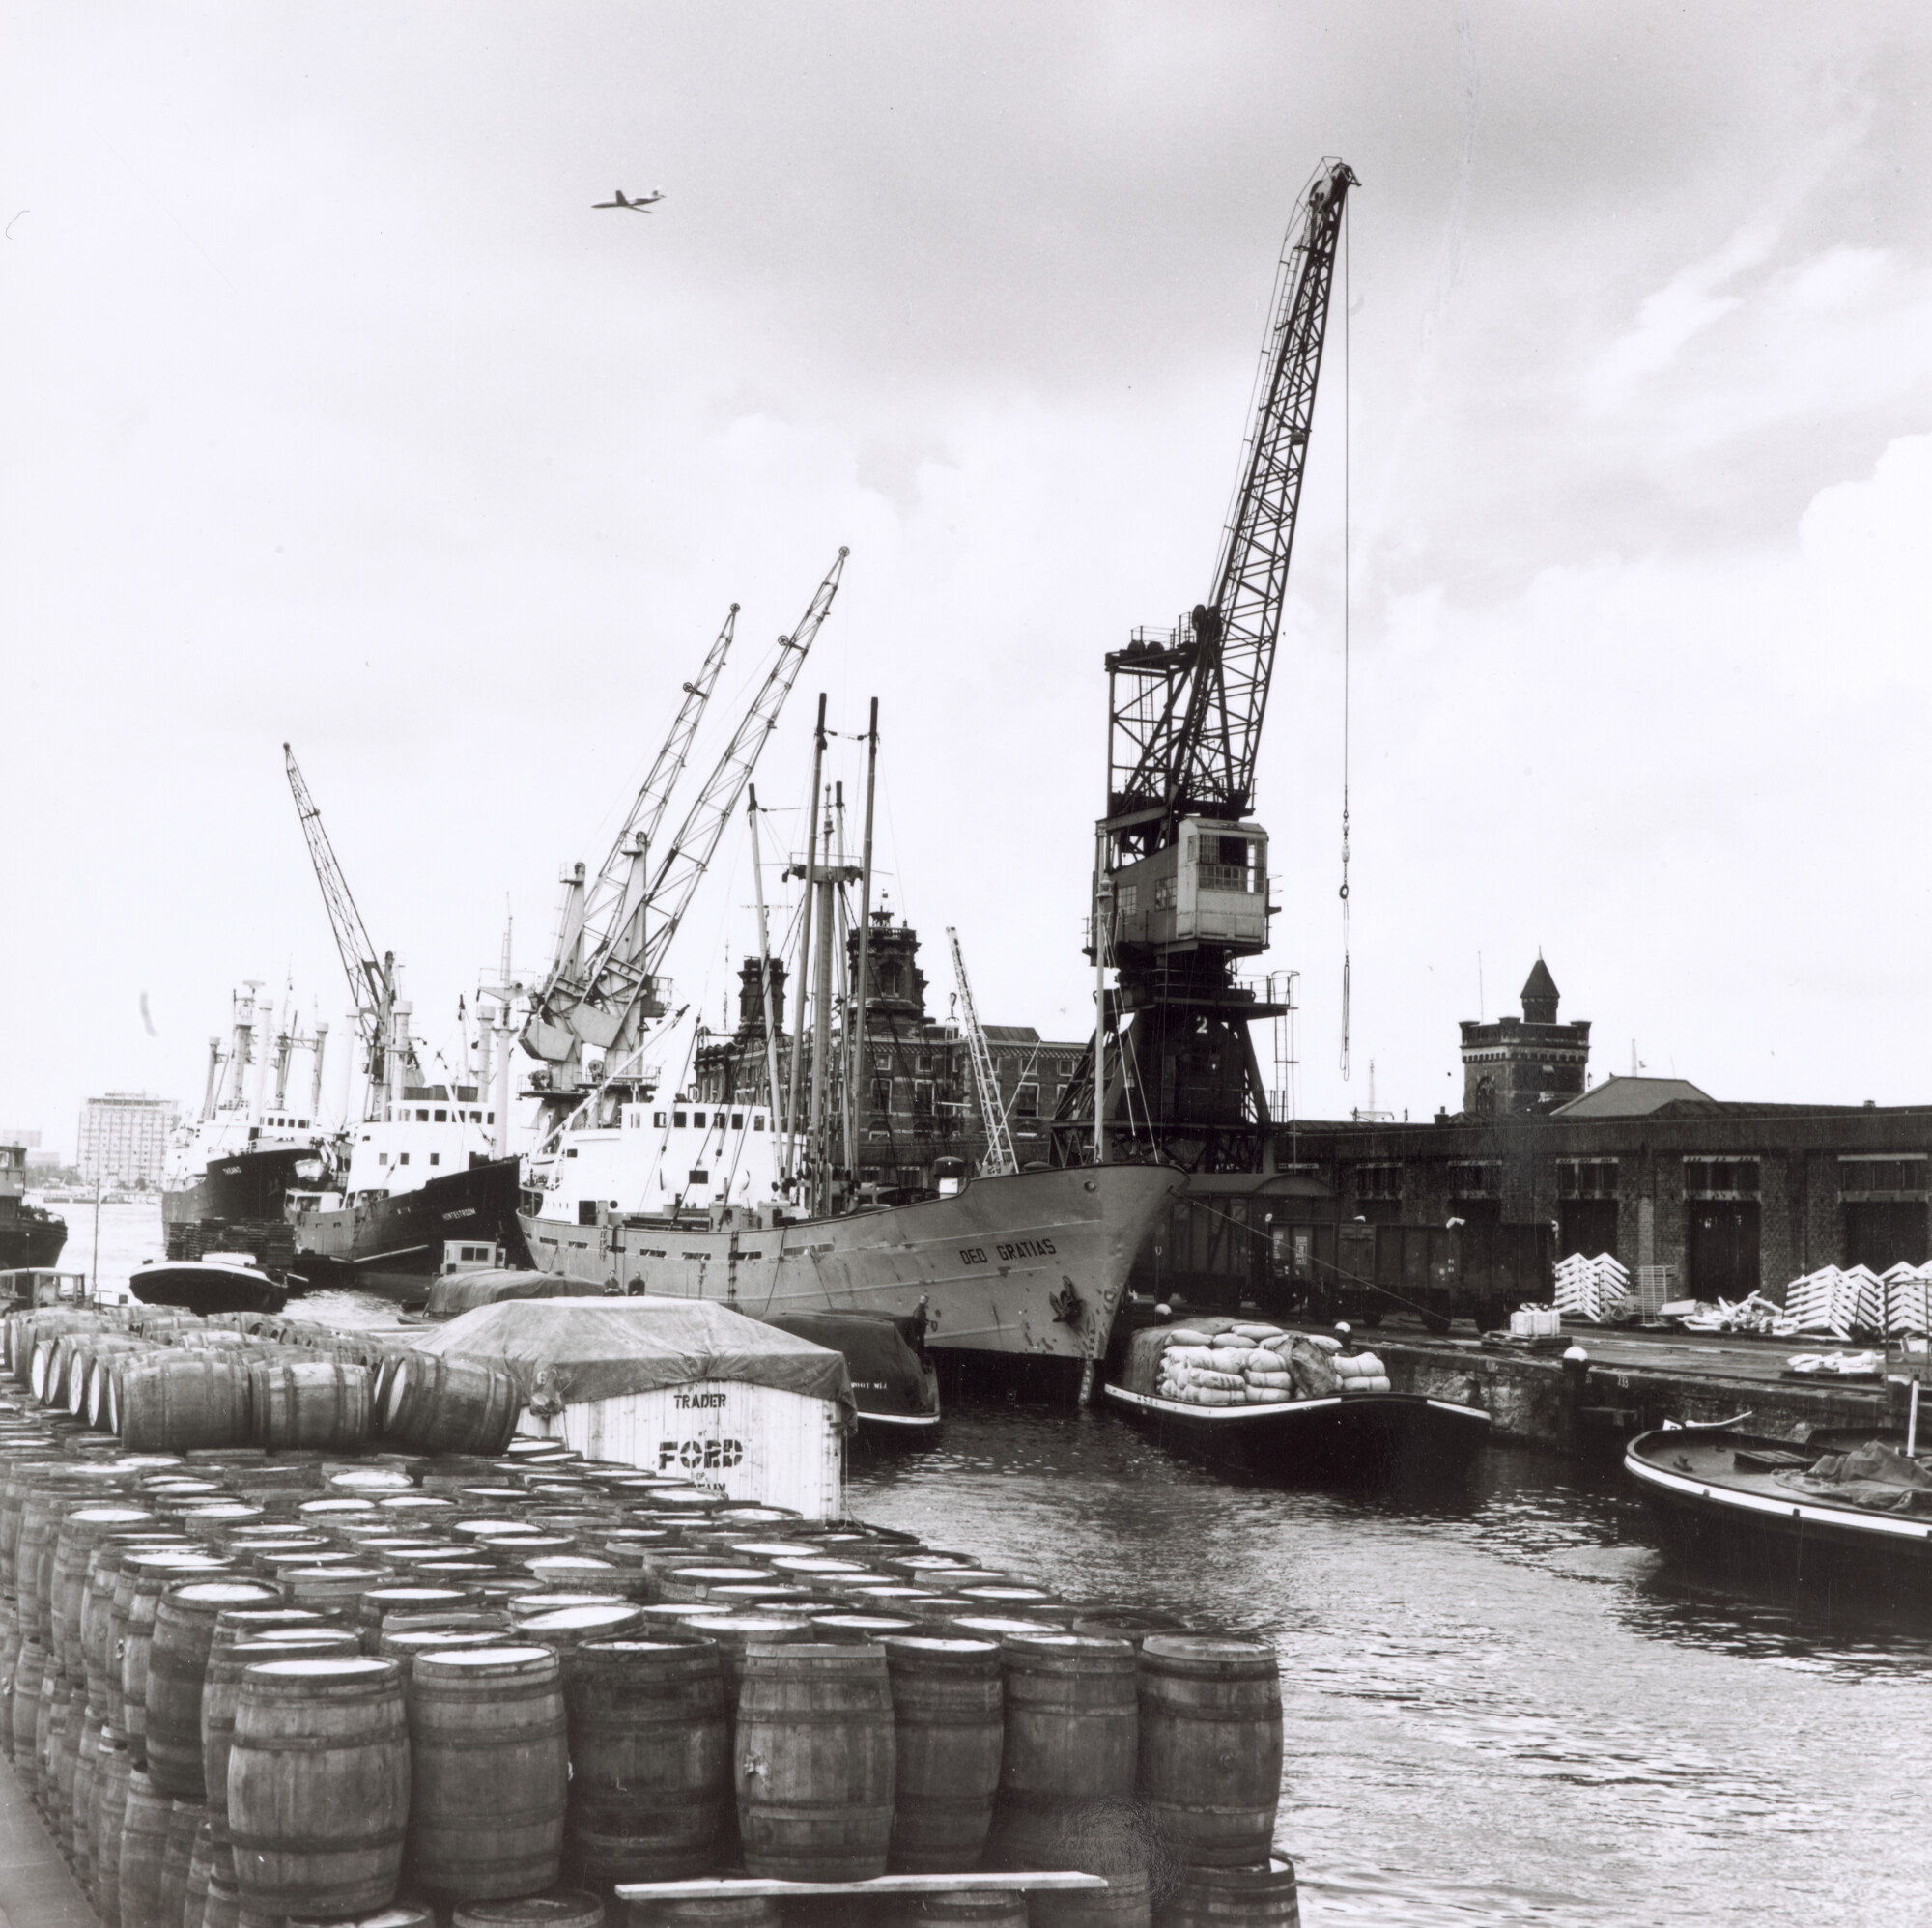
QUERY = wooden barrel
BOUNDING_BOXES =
[280,1566,395,1614]
[10,1635,47,1782]
[81,1540,183,1713]
[376,1627,506,1672]
[119,1769,176,1928]
[160,1796,205,1928]
[1157,1857,1300,1928]
[404,1644,569,1898]
[71,1704,103,1894]
[1136,1636,1282,1869]
[204,1872,241,1928]
[1033,1871,1153,1928]
[354,1586,476,1650]
[146,1580,284,1798]
[50,1504,154,1672]
[880,1895,1029,1927]
[247,1362,372,1454]
[518,1602,645,1653]
[735,1641,896,1883]
[986,1634,1138,1874]
[93,1728,133,1928]
[183,1813,217,1928]
[676,1614,813,1701]
[122,1555,236,1767]
[379,1354,523,1458]
[881,1636,1004,1874]
[53,1684,85,1851]
[559,1638,727,1886]
[623,1901,779,1927]
[450,1895,605,1928]
[117,1360,255,1455]
[812,1612,921,1644]
[201,1629,361,1823]
[227,1656,410,1915]
[999,1634,1138,1800]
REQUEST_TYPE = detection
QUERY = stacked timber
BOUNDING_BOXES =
[0,1335,1297,1928]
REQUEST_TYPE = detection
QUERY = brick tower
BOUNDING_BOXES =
[1459,957,1591,1117]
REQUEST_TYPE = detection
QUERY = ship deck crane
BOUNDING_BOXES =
[525,548,850,1151]
[1052,159,1355,1175]
[522,605,739,1076]
[948,926,1017,1177]
[284,744,417,1121]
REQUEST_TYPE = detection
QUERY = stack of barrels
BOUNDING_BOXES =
[1,1315,1298,1928]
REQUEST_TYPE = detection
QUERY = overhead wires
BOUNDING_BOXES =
[1338,195,1352,1082]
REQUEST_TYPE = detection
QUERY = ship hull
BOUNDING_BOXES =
[519,1162,1186,1368]
[290,1156,534,1302]
[0,1209,68,1270]
[166,1143,326,1226]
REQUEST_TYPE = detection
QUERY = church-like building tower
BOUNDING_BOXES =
[1459,958,1591,1117]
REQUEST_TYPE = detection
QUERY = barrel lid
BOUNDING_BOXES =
[1004,1631,1136,1657]
[65,1505,152,1523]
[167,1581,280,1605]
[125,1550,228,1571]
[449,1895,602,1927]
[378,1494,454,1509]
[770,1556,870,1574]
[1140,1633,1277,1667]
[242,1656,396,1680]
[508,1591,615,1614]
[574,1639,687,1656]
[950,1617,1064,1637]
[290,1911,433,1928]
[690,1615,812,1635]
[298,1497,377,1514]
[521,1604,640,1630]
[282,1565,390,1580]
[670,1565,776,1581]
[413,1644,554,1671]
[812,1615,917,1631]
[382,1629,502,1650]
[728,1541,821,1558]
[233,1629,355,1649]
[327,1469,413,1491]
[881,1636,999,1659]
[526,1556,618,1574]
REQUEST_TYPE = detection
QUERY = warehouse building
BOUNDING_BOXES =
[76,1092,180,1187]
[1281,961,1932,1303]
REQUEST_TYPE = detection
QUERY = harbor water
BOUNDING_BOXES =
[58,1202,1932,1928]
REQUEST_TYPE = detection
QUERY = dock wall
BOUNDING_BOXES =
[1373,1337,1889,1451]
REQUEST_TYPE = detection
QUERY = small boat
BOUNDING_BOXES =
[1104,1379,1492,1478]
[761,1308,941,1440]
[1103,1318,1490,1480]
[1626,1423,1932,1598]
[128,1256,289,1316]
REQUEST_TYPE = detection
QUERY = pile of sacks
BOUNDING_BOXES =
[1154,1324,1393,1404]
[1157,1324,1296,1405]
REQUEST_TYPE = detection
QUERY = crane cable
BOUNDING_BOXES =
[1339,198,1352,1080]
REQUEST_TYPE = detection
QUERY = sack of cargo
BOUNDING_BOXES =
[1230,1323,1284,1341]
[1185,1371,1245,1394]
[1244,1386,1291,1403]
[1340,1375,1392,1396]
[1282,1338,1340,1399]
[1163,1330,1212,1348]
[1205,1347,1261,1373]
[1244,1369,1293,1391]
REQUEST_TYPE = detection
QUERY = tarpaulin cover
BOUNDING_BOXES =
[424,1268,592,1320]
[405,1294,857,1426]
[761,1311,939,1420]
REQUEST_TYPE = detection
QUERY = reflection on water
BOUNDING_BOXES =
[852,1399,1932,1928]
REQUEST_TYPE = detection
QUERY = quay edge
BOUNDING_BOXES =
[1363,1331,1889,1453]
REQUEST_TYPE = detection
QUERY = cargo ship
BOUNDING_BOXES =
[163,984,335,1272]
[287,1081,532,1301]
[517,1094,1183,1375]
[0,1145,66,1270]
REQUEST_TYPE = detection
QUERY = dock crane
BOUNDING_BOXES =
[521,605,739,1078]
[1052,160,1355,1175]
[284,743,418,1121]
[947,926,1017,1177]
[523,548,850,1148]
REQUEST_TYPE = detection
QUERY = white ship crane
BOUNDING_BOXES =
[284,743,419,1121]
[522,604,739,1075]
[526,547,850,1152]
[948,925,1017,1177]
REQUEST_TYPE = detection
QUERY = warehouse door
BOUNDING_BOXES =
[1687,1201,1760,1299]
[1844,1201,1928,1272]
[1559,1198,1619,1262]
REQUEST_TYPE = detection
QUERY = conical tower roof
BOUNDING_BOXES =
[1521,956,1558,1002]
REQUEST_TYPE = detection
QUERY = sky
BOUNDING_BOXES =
[5,2,1932,1155]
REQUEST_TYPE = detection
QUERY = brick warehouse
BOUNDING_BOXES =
[1277,959,1932,1303]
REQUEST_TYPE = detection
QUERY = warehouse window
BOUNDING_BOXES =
[1684,1160,1760,1195]
[1559,1160,1618,1198]
[1449,1162,1500,1196]
[1354,1163,1401,1200]
[1839,1156,1928,1198]
[1013,1084,1039,1119]
[914,1081,934,1116]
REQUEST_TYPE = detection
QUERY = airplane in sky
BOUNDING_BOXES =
[593,188,663,213]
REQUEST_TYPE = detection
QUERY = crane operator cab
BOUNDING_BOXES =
[1102,817,1271,960]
